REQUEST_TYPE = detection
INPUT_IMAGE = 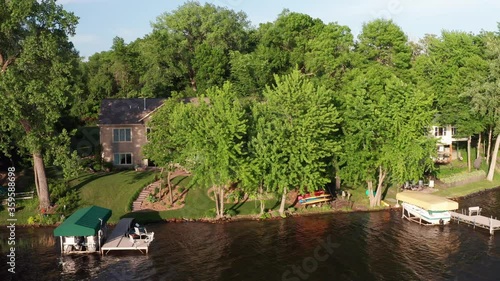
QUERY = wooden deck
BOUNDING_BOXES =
[101,218,153,255]
[450,210,500,235]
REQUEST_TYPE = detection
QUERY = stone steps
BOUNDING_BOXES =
[131,170,190,212]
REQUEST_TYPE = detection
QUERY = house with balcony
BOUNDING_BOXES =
[431,125,468,163]
[98,98,165,168]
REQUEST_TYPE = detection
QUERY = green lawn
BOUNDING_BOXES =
[433,173,500,198]
[124,175,281,223]
[71,170,156,223]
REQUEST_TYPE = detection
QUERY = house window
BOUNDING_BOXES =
[113,153,132,165]
[451,127,457,136]
[113,128,131,142]
[434,127,446,137]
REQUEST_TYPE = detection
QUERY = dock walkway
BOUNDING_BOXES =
[450,209,500,235]
[101,218,153,255]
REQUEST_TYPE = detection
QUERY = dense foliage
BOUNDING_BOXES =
[2,1,500,210]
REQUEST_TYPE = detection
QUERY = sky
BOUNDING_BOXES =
[59,0,500,59]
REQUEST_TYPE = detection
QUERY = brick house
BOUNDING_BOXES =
[98,98,165,167]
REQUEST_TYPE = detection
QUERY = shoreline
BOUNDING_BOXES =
[6,185,500,227]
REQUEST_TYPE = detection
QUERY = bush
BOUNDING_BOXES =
[103,161,113,171]
[178,186,186,193]
[287,207,296,214]
[153,187,160,196]
[56,190,80,216]
[93,163,102,172]
[440,170,486,184]
[260,213,271,219]
[49,181,69,202]
[146,194,158,203]
[27,216,38,225]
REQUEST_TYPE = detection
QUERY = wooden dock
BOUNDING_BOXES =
[101,218,154,255]
[450,208,500,235]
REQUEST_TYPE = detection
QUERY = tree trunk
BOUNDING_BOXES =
[33,152,50,210]
[219,186,225,218]
[333,159,341,191]
[477,133,482,159]
[259,184,265,215]
[367,180,375,208]
[167,170,173,205]
[214,187,220,218]
[467,136,472,172]
[487,134,500,181]
[374,168,387,207]
[279,186,287,217]
[33,163,40,198]
[487,126,493,165]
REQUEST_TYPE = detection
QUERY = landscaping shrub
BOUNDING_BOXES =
[103,161,113,172]
[56,190,79,216]
[49,180,69,202]
[259,213,271,219]
[440,170,486,184]
[146,194,158,203]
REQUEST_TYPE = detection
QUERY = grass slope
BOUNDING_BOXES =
[71,171,156,223]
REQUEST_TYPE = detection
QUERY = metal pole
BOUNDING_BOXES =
[490,216,493,235]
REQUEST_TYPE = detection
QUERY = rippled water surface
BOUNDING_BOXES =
[2,190,500,281]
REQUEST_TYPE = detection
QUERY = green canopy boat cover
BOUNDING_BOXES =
[54,206,112,237]
[396,191,458,211]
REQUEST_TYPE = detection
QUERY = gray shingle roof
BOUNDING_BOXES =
[98,98,165,125]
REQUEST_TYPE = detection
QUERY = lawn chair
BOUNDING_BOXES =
[134,227,148,239]
[145,232,155,244]
[128,235,136,246]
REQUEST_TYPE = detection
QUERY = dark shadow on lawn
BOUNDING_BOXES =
[228,197,249,214]
[125,170,159,184]
[120,210,163,224]
[172,175,191,187]
[70,172,117,192]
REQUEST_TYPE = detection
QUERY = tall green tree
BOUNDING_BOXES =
[0,0,80,209]
[143,96,192,204]
[252,70,341,216]
[340,65,435,207]
[152,1,250,93]
[357,19,412,70]
[464,32,500,181]
[414,31,488,171]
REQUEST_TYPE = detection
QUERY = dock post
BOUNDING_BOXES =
[473,217,476,229]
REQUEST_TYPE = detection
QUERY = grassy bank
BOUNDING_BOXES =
[433,173,500,198]
[72,170,156,223]
[2,165,499,226]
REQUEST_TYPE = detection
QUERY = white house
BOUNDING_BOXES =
[431,125,468,163]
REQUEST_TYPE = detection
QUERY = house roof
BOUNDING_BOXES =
[396,191,458,211]
[53,206,112,237]
[98,98,165,125]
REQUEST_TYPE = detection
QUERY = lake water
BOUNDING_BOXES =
[2,190,500,281]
